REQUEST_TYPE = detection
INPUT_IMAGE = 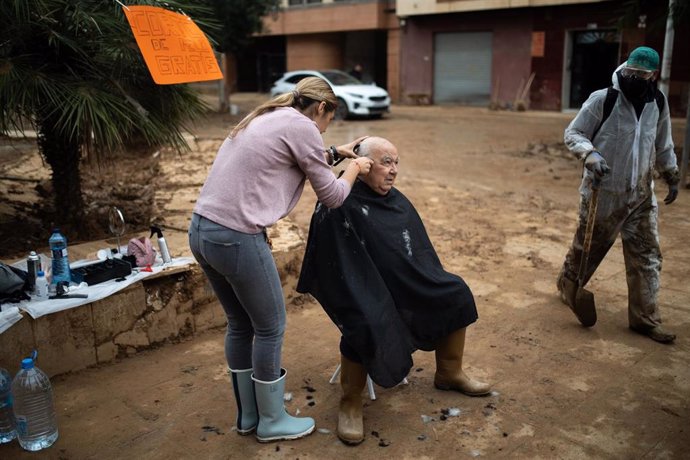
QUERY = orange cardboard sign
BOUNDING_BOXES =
[123,5,222,85]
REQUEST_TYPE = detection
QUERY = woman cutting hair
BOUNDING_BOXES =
[189,76,372,443]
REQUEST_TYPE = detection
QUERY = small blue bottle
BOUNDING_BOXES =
[49,228,71,285]
[0,367,16,443]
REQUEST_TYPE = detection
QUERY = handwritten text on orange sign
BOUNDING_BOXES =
[123,6,222,85]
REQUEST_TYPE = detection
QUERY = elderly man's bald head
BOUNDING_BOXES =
[356,136,399,195]
[357,137,396,158]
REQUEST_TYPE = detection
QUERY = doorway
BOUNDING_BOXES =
[566,30,620,109]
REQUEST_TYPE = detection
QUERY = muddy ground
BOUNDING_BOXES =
[1,95,689,459]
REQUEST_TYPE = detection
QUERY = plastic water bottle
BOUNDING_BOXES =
[49,228,71,285]
[34,271,49,299]
[12,354,58,451]
[0,367,16,443]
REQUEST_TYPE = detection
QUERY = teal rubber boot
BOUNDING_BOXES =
[252,368,315,442]
[230,368,258,435]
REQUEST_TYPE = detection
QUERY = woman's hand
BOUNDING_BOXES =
[337,136,369,159]
[351,157,373,176]
[339,156,373,186]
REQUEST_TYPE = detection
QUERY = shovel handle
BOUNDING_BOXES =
[577,178,600,284]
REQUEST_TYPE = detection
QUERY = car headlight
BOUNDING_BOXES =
[345,93,364,99]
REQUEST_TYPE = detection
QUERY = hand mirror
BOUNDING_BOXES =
[108,206,126,254]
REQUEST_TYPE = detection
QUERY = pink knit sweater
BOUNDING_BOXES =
[193,107,351,233]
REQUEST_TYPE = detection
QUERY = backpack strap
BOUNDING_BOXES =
[654,89,665,114]
[592,86,618,140]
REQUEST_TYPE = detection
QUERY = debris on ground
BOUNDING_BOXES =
[521,142,573,161]
[421,415,435,424]
[317,428,331,434]
[201,425,223,435]
[482,402,497,417]
[283,392,293,402]
[441,407,461,417]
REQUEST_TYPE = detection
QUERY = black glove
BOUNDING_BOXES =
[584,151,610,178]
[662,168,680,205]
[664,185,678,205]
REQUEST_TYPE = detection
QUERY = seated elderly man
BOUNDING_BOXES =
[297,137,490,445]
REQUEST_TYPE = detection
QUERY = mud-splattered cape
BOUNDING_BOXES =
[297,180,478,388]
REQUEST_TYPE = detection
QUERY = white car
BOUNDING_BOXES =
[270,69,390,120]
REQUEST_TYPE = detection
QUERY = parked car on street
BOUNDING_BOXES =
[270,69,390,120]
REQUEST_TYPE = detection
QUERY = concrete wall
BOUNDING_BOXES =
[0,267,220,378]
[400,9,532,106]
[529,3,627,110]
[287,33,344,71]
[397,0,608,16]
[264,1,393,35]
[387,29,402,101]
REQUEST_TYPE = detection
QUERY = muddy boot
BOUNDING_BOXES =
[629,325,676,344]
[252,368,315,442]
[230,368,258,435]
[556,270,570,306]
[337,355,367,445]
[434,328,491,396]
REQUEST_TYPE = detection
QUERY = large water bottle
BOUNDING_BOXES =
[12,354,58,451]
[49,228,71,285]
[0,367,16,443]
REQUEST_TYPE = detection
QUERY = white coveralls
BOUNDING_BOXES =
[559,66,677,330]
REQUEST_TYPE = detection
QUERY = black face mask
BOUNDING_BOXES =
[617,70,655,102]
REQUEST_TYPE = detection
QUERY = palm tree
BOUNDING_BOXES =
[0,0,212,236]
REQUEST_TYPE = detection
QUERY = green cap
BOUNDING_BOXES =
[626,46,659,71]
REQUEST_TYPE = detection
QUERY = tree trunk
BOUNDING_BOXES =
[36,117,87,237]
[219,52,238,113]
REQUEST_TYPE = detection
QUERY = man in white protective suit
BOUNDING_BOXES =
[557,46,680,344]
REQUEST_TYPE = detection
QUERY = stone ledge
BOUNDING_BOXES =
[0,220,307,377]
[0,266,217,377]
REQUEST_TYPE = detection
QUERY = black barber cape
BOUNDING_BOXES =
[297,180,478,388]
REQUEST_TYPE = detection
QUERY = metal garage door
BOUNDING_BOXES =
[434,32,492,105]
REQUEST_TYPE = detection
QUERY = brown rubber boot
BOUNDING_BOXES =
[434,328,491,396]
[337,355,367,445]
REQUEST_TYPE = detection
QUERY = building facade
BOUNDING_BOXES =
[396,0,689,114]
[245,0,688,114]
[238,0,401,98]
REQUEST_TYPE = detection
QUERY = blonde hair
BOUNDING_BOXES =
[230,76,338,138]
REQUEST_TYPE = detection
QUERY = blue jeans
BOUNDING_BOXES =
[189,213,285,381]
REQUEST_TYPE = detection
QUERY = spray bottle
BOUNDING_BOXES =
[150,225,172,264]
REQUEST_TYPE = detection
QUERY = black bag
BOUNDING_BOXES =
[0,262,29,303]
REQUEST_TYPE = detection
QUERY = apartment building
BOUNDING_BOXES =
[237,0,401,99]
[396,0,689,113]
[244,0,687,113]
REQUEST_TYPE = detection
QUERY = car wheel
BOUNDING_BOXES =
[335,98,349,120]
